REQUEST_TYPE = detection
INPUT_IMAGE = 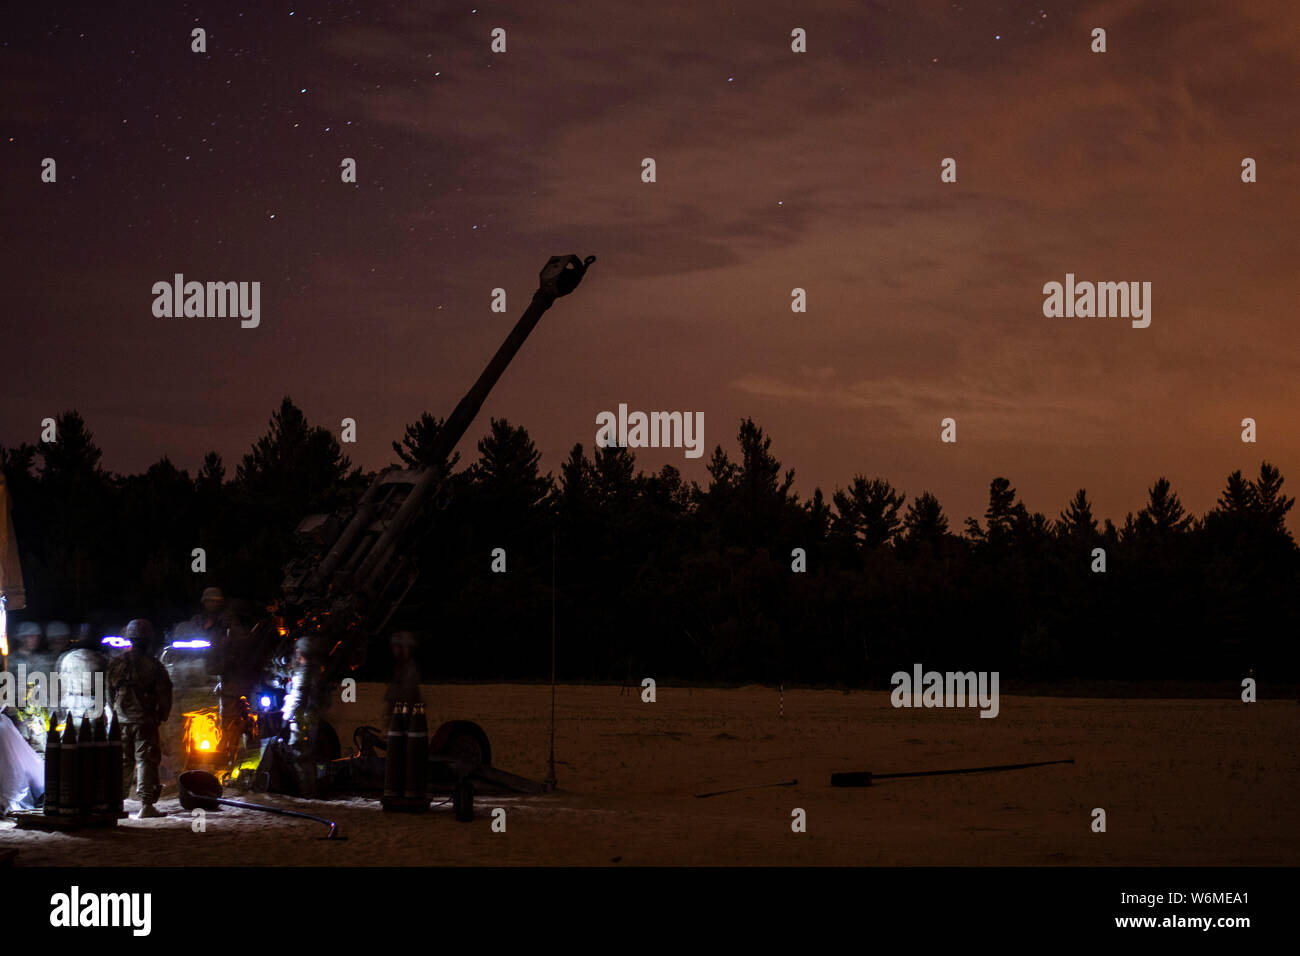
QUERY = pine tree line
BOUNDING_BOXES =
[3,402,1295,684]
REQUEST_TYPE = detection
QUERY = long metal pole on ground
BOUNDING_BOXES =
[831,758,1074,787]
[874,758,1074,780]
[696,779,798,799]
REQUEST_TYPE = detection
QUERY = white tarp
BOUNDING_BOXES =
[0,712,43,812]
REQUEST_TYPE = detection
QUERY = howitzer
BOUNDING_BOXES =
[276,254,595,743]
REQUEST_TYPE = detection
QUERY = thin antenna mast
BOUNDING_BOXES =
[545,526,557,791]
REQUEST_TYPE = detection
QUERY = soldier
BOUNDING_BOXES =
[384,631,422,719]
[106,619,173,818]
[7,622,49,752]
[2,622,37,688]
[45,620,72,658]
[10,621,47,673]
[280,635,327,797]
[190,587,256,743]
[54,623,108,720]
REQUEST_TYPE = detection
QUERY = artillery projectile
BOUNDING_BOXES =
[77,715,94,814]
[58,717,78,815]
[383,703,408,799]
[403,702,428,801]
[91,715,109,814]
[44,711,61,816]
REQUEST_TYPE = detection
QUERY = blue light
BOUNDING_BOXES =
[260,696,272,709]
[171,639,211,649]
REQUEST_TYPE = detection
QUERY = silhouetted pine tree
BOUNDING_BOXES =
[832,476,905,550]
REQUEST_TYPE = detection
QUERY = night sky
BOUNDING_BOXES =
[3,0,1297,530]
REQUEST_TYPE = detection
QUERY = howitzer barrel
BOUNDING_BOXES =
[353,255,595,594]
[307,468,391,592]
[270,255,594,794]
[430,291,551,464]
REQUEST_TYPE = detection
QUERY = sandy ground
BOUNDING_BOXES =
[2,682,1296,866]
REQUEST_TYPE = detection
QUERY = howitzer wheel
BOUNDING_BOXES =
[430,720,492,772]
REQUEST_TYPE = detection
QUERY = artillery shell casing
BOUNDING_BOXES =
[383,704,408,799]
[44,712,61,816]
[58,718,79,815]
[78,716,95,814]
[92,715,110,814]
[403,705,428,800]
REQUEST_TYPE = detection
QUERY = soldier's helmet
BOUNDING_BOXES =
[201,586,224,605]
[124,619,157,653]
[46,620,71,650]
[16,621,41,647]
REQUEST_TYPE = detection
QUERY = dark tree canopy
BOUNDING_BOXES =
[236,396,355,507]
[2,407,1295,686]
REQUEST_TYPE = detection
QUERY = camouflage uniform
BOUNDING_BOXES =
[11,691,48,754]
[281,636,327,797]
[55,645,108,720]
[106,622,173,811]
[190,591,256,743]
[6,624,52,753]
[44,620,72,660]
